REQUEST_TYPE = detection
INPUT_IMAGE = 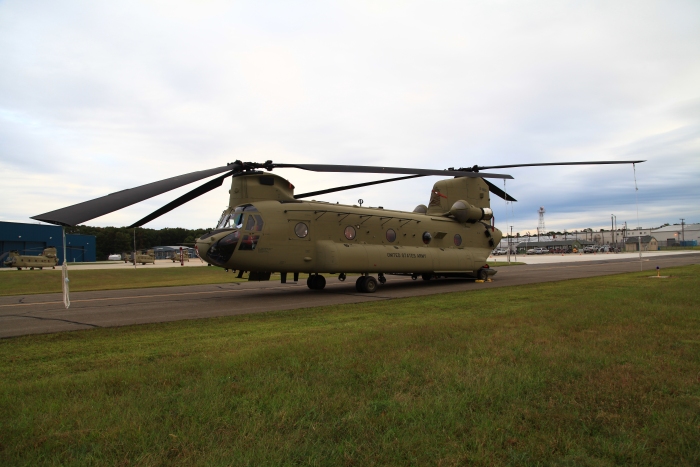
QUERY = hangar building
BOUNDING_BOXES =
[0,221,96,267]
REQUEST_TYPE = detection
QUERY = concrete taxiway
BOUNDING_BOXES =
[1,252,698,338]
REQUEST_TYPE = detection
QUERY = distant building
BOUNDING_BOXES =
[625,236,659,251]
[513,239,594,253]
[647,223,699,247]
[0,221,96,266]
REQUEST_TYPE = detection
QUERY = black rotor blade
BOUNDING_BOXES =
[128,171,237,228]
[32,165,235,226]
[272,163,512,179]
[294,175,425,199]
[465,160,645,172]
[484,180,517,202]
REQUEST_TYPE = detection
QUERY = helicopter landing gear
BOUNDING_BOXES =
[411,274,417,280]
[338,273,346,282]
[355,275,378,293]
[307,274,326,290]
[421,273,432,281]
[378,273,386,284]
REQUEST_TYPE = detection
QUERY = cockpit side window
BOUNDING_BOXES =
[233,212,244,229]
[245,215,255,231]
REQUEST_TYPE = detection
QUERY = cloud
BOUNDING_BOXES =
[1,0,699,231]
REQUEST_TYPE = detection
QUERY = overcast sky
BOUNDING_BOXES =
[1,0,698,234]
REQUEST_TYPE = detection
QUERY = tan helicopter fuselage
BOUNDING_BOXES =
[125,250,156,265]
[4,247,59,270]
[195,173,502,277]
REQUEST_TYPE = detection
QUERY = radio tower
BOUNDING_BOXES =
[537,207,546,239]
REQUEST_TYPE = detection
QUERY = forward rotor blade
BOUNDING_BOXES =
[32,165,235,226]
[128,171,236,228]
[294,175,425,199]
[466,160,645,171]
[484,180,517,202]
[273,163,512,179]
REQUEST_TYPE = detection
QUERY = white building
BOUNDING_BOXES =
[644,223,699,246]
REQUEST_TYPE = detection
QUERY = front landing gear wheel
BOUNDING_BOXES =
[421,273,432,281]
[338,273,346,282]
[477,268,489,281]
[378,273,386,284]
[307,274,326,290]
[355,276,367,292]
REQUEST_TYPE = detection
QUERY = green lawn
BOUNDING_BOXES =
[0,267,249,296]
[1,266,699,465]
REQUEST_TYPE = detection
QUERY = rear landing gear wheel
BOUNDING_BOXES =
[307,274,326,290]
[363,276,378,293]
[378,273,386,284]
[421,273,432,281]
[355,275,377,293]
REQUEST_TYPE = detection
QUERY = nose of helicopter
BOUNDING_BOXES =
[195,229,241,266]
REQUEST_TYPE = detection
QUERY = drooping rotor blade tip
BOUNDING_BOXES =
[31,165,234,227]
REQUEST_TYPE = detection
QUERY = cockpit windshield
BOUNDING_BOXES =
[216,204,259,230]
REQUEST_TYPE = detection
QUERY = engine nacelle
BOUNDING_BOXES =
[449,200,493,223]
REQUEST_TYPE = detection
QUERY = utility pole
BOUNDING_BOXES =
[680,218,685,244]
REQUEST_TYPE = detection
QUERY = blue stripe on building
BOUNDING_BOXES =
[0,221,96,266]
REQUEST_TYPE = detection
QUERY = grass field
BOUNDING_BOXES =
[1,266,699,465]
[0,264,523,296]
[0,267,248,296]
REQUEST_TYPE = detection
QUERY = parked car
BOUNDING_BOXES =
[583,246,597,253]
[492,248,508,255]
[527,247,549,255]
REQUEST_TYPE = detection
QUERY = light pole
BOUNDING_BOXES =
[611,214,617,251]
[680,218,685,244]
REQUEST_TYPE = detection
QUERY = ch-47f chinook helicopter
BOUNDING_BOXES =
[32,160,642,292]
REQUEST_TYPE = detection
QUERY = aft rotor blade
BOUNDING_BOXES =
[466,160,645,171]
[273,163,513,179]
[294,175,425,199]
[484,180,517,202]
[128,171,237,228]
[32,165,235,226]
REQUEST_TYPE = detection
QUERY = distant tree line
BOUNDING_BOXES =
[66,226,212,260]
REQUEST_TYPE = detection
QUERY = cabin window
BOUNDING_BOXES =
[386,229,396,242]
[422,231,432,244]
[454,234,462,246]
[344,226,356,240]
[295,222,309,238]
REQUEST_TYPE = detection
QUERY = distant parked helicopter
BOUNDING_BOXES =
[32,160,643,292]
[1,247,58,270]
[171,250,190,262]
